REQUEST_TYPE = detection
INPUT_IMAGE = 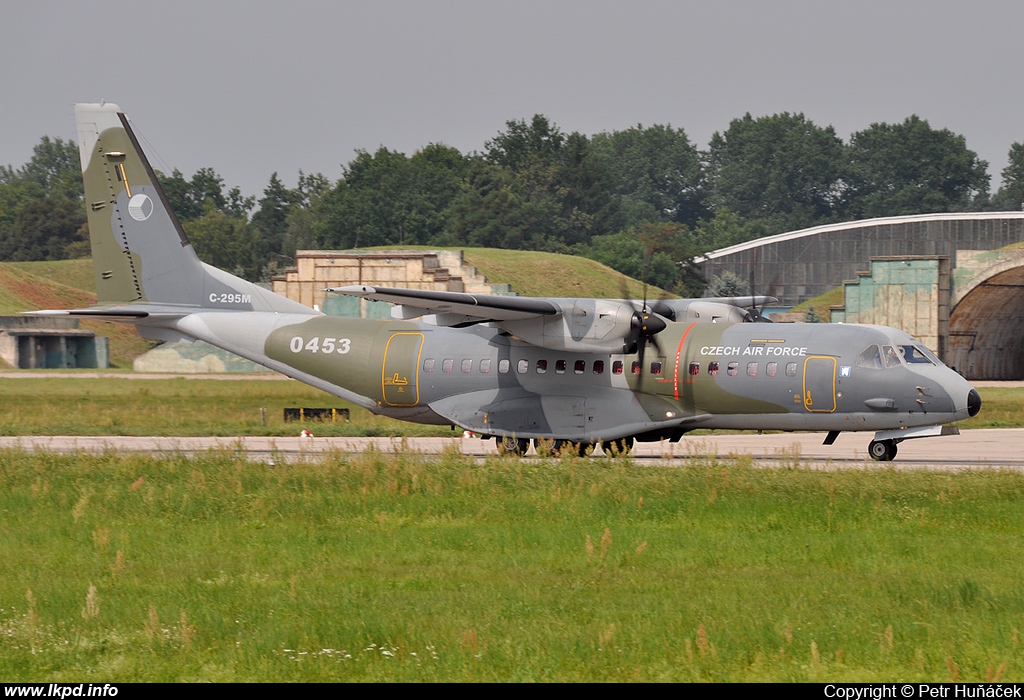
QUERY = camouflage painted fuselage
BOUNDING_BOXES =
[258,314,978,442]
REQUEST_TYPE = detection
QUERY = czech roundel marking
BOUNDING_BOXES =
[128,193,154,221]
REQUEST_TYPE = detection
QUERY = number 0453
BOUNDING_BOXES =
[289,336,351,354]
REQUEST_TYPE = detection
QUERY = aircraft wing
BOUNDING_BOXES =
[700,296,778,308]
[327,285,560,323]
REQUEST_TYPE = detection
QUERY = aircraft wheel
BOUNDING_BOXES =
[600,436,634,457]
[868,439,897,461]
[533,438,557,457]
[532,439,579,457]
[496,435,529,457]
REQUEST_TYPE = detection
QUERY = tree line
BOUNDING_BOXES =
[3,112,1024,295]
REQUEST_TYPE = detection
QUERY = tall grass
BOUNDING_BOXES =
[2,447,1023,681]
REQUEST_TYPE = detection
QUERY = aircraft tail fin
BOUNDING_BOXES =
[74,103,311,315]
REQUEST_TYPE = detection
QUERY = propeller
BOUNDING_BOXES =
[629,307,666,373]
[745,255,776,323]
[620,246,667,372]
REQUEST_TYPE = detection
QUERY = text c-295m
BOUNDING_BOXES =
[209,293,251,304]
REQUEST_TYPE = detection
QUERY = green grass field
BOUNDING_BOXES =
[1,378,1022,681]
[0,377,453,437]
[2,449,1023,681]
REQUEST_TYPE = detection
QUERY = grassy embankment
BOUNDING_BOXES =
[0,260,151,367]
[2,448,1023,681]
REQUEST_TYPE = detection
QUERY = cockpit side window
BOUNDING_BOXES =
[856,345,884,369]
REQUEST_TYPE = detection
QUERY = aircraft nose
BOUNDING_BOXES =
[967,388,982,417]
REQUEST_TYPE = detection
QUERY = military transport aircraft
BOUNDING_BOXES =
[37,102,982,461]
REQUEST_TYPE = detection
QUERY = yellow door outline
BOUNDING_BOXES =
[802,356,837,412]
[382,332,424,407]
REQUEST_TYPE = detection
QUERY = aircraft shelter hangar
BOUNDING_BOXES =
[699,212,1024,380]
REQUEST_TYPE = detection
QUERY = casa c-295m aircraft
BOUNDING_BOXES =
[36,103,982,461]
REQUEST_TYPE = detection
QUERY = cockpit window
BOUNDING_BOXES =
[899,345,935,364]
[856,345,884,369]
[882,345,902,368]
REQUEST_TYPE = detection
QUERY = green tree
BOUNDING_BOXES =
[0,197,87,261]
[450,116,618,250]
[485,114,565,171]
[706,270,749,298]
[12,136,83,201]
[444,159,561,249]
[706,113,847,233]
[693,208,770,252]
[280,171,331,261]
[590,124,707,228]
[587,232,678,291]
[991,142,1024,211]
[845,116,989,218]
[158,167,244,222]
[250,172,293,255]
[315,145,466,249]
[184,209,256,277]
[585,222,704,295]
[556,132,620,246]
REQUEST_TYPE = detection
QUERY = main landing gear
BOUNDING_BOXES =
[493,436,634,457]
[495,435,530,457]
[868,439,898,462]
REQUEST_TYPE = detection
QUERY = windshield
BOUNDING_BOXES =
[899,344,937,364]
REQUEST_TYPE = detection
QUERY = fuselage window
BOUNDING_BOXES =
[785,362,797,377]
[574,360,586,375]
[442,359,453,374]
[689,361,700,376]
[462,359,473,373]
[423,358,435,373]
[708,361,719,377]
[498,359,510,374]
[650,361,662,376]
[746,362,758,377]
[536,359,548,373]
[612,360,624,375]
[766,361,778,377]
[593,360,605,374]
[631,361,641,375]
[517,359,529,374]
[727,362,738,377]
[555,359,566,374]
[480,359,492,374]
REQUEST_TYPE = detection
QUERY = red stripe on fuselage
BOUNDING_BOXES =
[673,322,699,400]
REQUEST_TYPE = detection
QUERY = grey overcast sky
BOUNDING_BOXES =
[3,0,1022,199]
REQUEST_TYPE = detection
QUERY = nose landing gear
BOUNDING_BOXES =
[868,439,898,461]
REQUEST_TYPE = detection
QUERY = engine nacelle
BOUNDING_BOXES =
[502,299,647,353]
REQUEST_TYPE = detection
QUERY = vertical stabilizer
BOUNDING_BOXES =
[74,103,312,315]
[76,103,201,305]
